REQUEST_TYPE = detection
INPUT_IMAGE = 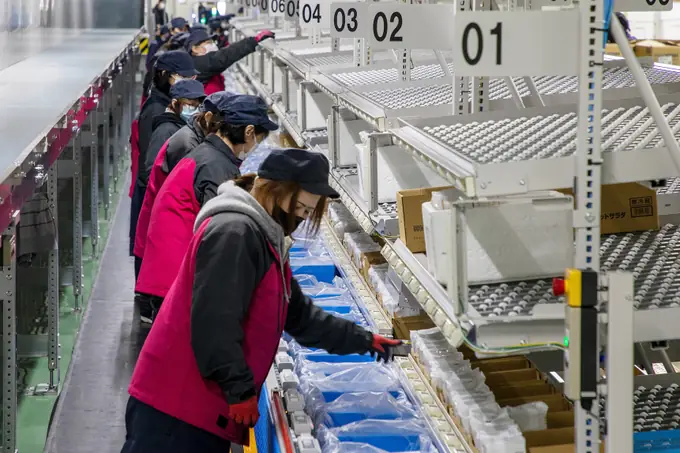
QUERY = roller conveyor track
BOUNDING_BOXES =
[420,103,680,164]
[333,166,399,219]
[468,225,680,317]
[656,177,680,194]
[337,65,680,110]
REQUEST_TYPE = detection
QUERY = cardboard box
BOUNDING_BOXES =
[392,313,435,341]
[605,40,636,57]
[634,40,680,65]
[360,251,385,282]
[559,182,659,234]
[396,186,455,253]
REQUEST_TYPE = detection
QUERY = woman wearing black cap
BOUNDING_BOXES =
[130,51,199,265]
[135,94,278,319]
[123,148,401,453]
[186,27,275,94]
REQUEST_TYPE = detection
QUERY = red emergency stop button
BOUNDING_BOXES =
[553,278,566,296]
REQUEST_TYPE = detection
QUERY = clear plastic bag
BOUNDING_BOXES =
[311,392,418,428]
[506,402,549,432]
[240,143,274,174]
[318,419,432,453]
[299,364,403,405]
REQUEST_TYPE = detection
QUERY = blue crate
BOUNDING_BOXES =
[299,353,375,363]
[634,430,680,452]
[291,257,338,283]
[334,434,423,452]
[322,390,403,403]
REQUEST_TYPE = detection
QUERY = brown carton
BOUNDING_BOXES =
[605,40,636,57]
[634,40,680,65]
[392,313,435,341]
[396,186,454,253]
[360,251,386,282]
[559,182,659,234]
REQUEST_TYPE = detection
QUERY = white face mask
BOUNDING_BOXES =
[203,42,219,54]
[238,134,261,160]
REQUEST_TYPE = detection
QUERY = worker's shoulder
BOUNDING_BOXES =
[203,211,265,243]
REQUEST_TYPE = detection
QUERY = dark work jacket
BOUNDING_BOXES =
[192,37,258,83]
[135,134,242,299]
[164,117,205,173]
[129,183,372,444]
[137,86,172,187]
[145,112,186,179]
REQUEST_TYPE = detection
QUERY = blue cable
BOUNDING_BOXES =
[603,0,614,46]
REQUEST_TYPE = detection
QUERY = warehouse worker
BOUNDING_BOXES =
[186,27,274,94]
[130,51,198,264]
[135,94,277,319]
[132,79,205,284]
[134,91,228,323]
[146,25,170,70]
[152,0,168,28]
[123,149,401,452]
[170,16,190,34]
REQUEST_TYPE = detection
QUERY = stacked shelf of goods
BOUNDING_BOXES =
[273,222,470,453]
[228,12,680,452]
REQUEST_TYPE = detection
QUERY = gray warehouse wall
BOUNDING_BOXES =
[46,0,142,29]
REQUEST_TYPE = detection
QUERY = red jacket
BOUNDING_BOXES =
[133,121,204,259]
[204,74,226,95]
[129,184,372,443]
[135,135,241,298]
[129,119,140,198]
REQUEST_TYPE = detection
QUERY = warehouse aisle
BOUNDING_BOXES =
[43,182,144,453]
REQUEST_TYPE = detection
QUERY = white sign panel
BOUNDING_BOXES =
[270,0,286,16]
[366,4,455,50]
[330,3,368,38]
[525,0,572,9]
[300,0,331,29]
[452,11,579,77]
[284,0,300,21]
[614,0,672,11]
[257,0,270,15]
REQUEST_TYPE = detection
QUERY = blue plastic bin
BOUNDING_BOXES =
[291,257,337,283]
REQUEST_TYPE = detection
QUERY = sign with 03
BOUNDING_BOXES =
[330,3,368,38]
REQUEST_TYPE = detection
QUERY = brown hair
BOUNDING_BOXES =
[232,174,257,191]
[195,111,223,135]
[250,178,327,235]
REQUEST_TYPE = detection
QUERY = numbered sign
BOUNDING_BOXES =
[452,11,579,77]
[259,0,270,14]
[299,0,330,29]
[366,4,455,49]
[270,0,286,16]
[614,0,672,11]
[284,0,300,21]
[330,3,367,38]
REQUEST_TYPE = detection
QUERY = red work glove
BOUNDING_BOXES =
[228,396,260,427]
[255,30,275,43]
[370,334,402,363]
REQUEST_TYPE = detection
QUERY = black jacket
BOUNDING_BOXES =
[192,208,373,403]
[184,134,242,206]
[153,5,168,27]
[137,86,172,187]
[163,117,205,174]
[192,37,259,83]
[144,112,186,179]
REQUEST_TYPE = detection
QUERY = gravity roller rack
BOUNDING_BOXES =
[390,94,680,197]
[319,218,472,453]
[379,223,680,351]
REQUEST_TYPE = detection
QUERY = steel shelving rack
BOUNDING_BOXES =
[228,1,680,451]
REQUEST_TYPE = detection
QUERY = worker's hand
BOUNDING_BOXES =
[255,30,275,43]
[228,396,260,427]
[370,334,402,363]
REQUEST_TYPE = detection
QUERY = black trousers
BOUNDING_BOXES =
[121,397,232,453]
[129,182,146,257]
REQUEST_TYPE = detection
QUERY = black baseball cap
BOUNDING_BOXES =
[170,79,206,100]
[186,29,216,49]
[155,50,199,77]
[204,94,278,131]
[258,149,339,198]
[160,24,170,35]
[171,17,188,29]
